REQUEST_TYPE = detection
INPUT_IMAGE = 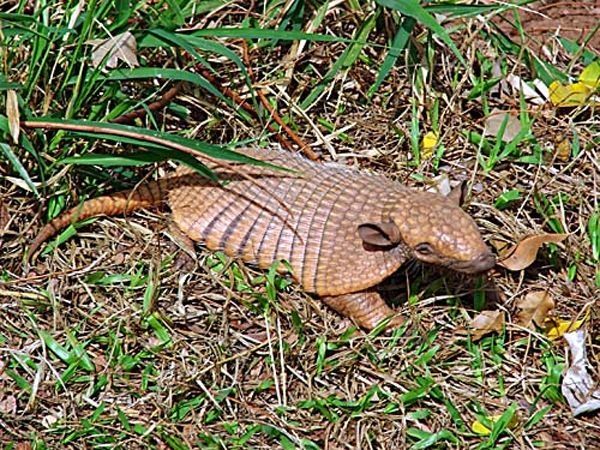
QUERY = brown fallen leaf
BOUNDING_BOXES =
[469,310,505,341]
[516,291,554,329]
[15,443,32,450]
[483,108,522,142]
[0,200,8,235]
[498,233,568,271]
[555,137,570,162]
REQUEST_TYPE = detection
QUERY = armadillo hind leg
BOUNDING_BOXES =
[321,290,404,330]
[165,221,198,272]
[166,221,197,258]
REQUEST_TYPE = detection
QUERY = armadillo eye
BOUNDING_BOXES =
[415,243,434,255]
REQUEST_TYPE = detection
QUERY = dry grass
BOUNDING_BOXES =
[0,1,598,448]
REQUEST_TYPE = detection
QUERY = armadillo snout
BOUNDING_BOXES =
[451,250,496,274]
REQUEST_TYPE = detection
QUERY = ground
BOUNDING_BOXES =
[0,1,598,449]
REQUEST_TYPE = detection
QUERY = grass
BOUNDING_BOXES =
[1,0,599,448]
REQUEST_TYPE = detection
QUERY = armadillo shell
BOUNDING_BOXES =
[168,148,409,296]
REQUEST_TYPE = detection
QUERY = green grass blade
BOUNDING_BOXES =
[375,0,466,66]
[61,150,167,167]
[24,118,291,178]
[0,142,39,197]
[300,11,378,109]
[368,16,415,97]
[190,27,342,42]
[426,0,535,17]
[102,68,227,104]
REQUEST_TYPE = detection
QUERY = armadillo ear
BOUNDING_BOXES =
[447,180,467,206]
[358,222,401,247]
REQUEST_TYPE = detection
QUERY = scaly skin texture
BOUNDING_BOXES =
[30,147,496,329]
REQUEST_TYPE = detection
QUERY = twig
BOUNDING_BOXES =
[111,81,185,124]
[241,41,319,161]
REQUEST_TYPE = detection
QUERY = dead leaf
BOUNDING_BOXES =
[506,74,547,105]
[88,31,139,69]
[0,395,17,414]
[579,60,600,90]
[0,201,8,235]
[429,173,451,197]
[490,239,510,254]
[549,81,592,107]
[516,291,554,329]
[562,329,600,416]
[469,310,505,341]
[6,89,20,144]
[15,443,32,450]
[549,62,600,107]
[498,233,568,271]
[42,413,61,428]
[555,138,570,161]
[545,318,586,340]
[483,108,522,142]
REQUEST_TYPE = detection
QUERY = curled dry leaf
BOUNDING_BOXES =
[88,31,139,69]
[555,138,571,162]
[516,291,554,329]
[6,89,20,144]
[498,233,568,271]
[506,74,547,105]
[561,329,600,416]
[483,108,522,143]
[469,310,505,342]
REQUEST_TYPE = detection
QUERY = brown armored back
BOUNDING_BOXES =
[168,148,410,296]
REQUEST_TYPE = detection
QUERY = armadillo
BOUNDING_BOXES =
[29,147,496,329]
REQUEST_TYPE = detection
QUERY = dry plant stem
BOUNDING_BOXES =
[21,120,224,164]
[111,81,185,124]
[198,68,297,152]
[241,41,318,161]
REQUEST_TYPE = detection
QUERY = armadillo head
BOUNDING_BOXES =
[357,185,495,274]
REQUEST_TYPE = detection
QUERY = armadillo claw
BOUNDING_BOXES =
[386,314,405,330]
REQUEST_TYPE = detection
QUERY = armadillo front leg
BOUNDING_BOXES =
[321,290,404,330]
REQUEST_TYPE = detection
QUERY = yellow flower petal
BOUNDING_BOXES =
[471,418,494,436]
[420,131,438,160]
[471,414,519,436]
[579,61,600,89]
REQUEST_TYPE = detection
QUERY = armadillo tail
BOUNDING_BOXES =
[28,180,165,261]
